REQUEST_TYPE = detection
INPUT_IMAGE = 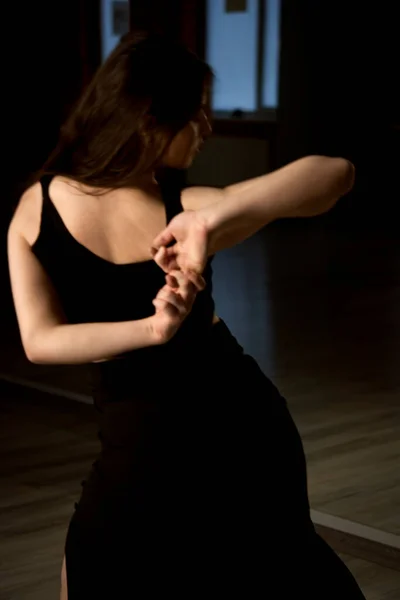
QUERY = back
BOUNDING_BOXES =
[27,175,215,350]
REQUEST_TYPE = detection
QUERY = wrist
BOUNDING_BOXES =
[134,316,164,347]
[146,314,169,346]
[197,204,222,256]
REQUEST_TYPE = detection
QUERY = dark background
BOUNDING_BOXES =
[2,0,399,385]
[0,4,399,595]
[2,0,399,221]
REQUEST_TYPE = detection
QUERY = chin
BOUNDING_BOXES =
[163,149,198,170]
[184,156,196,168]
[184,149,201,168]
[172,157,195,170]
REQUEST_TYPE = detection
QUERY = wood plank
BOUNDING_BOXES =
[0,382,399,598]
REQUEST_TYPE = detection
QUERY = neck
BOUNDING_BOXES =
[131,172,157,187]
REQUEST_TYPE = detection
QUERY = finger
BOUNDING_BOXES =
[167,269,204,290]
[152,298,176,315]
[153,247,168,271]
[166,270,186,288]
[156,288,186,314]
[154,248,172,273]
[155,283,175,296]
[152,298,175,316]
[164,272,202,311]
[152,298,167,311]
[154,283,196,317]
[151,245,176,260]
[153,247,180,273]
[170,283,197,311]
[165,271,195,301]
[152,228,175,251]
[166,273,179,289]
[174,280,197,308]
[165,258,180,272]
[184,281,198,308]
[185,270,206,291]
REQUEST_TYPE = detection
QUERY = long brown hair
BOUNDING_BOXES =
[38,33,213,189]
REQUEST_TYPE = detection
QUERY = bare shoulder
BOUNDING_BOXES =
[181,186,225,212]
[8,182,43,246]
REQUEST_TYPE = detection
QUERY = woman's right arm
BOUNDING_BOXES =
[8,184,203,366]
[7,226,159,364]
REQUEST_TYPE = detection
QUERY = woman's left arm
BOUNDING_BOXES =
[153,156,355,274]
[183,155,355,254]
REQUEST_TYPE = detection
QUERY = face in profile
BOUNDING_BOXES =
[163,100,212,169]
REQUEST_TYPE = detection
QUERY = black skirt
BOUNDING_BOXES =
[65,321,365,598]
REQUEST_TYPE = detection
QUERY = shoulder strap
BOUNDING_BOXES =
[158,169,185,223]
[38,174,67,232]
[39,174,54,207]
[30,175,54,247]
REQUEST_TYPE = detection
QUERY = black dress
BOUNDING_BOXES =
[32,175,366,598]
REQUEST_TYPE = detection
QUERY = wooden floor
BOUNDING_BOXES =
[0,382,399,600]
[1,223,399,536]
[1,221,399,597]
[338,554,400,600]
[218,225,400,537]
[0,385,96,600]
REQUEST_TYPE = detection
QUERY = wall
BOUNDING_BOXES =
[278,0,400,230]
[1,1,100,320]
[188,135,271,187]
[186,132,273,369]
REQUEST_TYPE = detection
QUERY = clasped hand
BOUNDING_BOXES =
[150,210,209,344]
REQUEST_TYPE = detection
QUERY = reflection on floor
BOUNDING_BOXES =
[338,554,400,600]
[1,221,399,539]
[213,223,400,537]
[0,382,399,600]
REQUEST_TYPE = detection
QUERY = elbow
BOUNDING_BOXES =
[24,335,49,365]
[25,346,46,365]
[306,155,355,197]
[336,158,355,196]
[27,356,48,365]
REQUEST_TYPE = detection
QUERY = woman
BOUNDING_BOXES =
[7,33,364,598]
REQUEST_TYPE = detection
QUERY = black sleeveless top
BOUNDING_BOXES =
[31,175,216,383]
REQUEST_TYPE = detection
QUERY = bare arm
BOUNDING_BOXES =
[7,227,158,364]
[153,155,355,273]
[199,155,355,254]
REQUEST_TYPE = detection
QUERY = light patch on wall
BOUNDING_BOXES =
[207,0,258,111]
[225,0,247,12]
[101,0,128,61]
